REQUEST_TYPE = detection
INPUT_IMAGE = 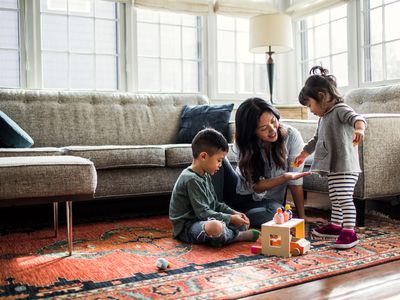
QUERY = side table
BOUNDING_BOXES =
[274,104,308,119]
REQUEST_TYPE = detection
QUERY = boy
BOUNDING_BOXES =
[169,128,260,246]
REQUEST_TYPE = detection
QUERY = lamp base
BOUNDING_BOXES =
[266,49,275,104]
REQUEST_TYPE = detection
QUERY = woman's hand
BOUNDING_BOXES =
[283,171,311,181]
[293,150,309,167]
[254,171,311,193]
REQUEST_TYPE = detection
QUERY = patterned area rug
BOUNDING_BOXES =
[1,213,400,299]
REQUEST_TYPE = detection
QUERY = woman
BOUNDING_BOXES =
[212,97,312,228]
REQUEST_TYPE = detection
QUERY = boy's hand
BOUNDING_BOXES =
[230,214,249,228]
[283,171,311,181]
[233,211,249,223]
[293,150,309,167]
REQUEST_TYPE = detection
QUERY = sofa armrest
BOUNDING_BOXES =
[356,113,400,199]
[281,119,318,142]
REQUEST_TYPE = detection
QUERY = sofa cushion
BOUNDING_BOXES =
[0,111,34,148]
[165,144,238,167]
[62,145,165,169]
[176,104,234,143]
[0,90,209,147]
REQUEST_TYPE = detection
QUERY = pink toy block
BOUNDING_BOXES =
[251,245,262,254]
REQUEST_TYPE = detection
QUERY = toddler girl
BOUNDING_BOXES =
[294,66,366,249]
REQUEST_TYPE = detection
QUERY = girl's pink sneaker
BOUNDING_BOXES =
[312,223,342,238]
[333,229,359,249]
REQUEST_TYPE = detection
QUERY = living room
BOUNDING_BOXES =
[1,0,400,299]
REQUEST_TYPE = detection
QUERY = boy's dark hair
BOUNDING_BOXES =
[191,128,229,158]
[298,66,343,105]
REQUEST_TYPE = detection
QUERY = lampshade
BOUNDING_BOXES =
[249,13,293,53]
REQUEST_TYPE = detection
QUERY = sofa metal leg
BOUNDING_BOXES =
[66,201,73,256]
[53,202,58,238]
[355,198,365,228]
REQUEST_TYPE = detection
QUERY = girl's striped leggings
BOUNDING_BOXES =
[327,173,359,228]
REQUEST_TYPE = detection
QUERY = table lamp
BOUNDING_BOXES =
[249,13,293,104]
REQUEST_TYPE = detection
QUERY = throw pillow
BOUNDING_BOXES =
[0,111,34,148]
[176,103,234,144]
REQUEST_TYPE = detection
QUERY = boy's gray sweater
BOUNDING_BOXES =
[304,103,366,176]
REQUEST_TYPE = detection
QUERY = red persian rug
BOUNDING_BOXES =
[1,213,400,299]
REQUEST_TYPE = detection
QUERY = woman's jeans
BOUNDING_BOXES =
[212,159,284,228]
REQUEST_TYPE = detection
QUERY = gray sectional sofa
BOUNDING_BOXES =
[1,85,400,228]
[0,89,236,204]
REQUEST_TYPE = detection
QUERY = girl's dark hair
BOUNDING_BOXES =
[298,66,343,105]
[235,97,287,184]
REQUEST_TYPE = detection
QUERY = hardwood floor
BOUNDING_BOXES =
[241,259,400,300]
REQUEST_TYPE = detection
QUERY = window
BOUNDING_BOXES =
[136,8,203,93]
[361,0,400,83]
[216,15,266,97]
[297,4,349,87]
[0,0,20,88]
[40,0,119,90]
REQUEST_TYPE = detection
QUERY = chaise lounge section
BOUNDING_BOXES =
[0,155,97,254]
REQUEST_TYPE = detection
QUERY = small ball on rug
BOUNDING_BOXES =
[156,258,170,270]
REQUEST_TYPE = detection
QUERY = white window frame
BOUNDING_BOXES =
[296,3,350,88]
[359,0,400,87]
[0,0,23,88]
[3,0,400,101]
[295,0,400,96]
[211,13,267,103]
[131,7,205,94]
[16,0,125,90]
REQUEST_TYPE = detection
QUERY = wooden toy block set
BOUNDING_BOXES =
[251,205,311,258]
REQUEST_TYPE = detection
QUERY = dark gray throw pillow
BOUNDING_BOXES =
[0,111,34,148]
[176,104,234,144]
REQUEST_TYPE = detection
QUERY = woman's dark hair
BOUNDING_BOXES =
[235,97,287,185]
[298,66,343,105]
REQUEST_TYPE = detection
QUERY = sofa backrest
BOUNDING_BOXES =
[345,84,400,114]
[0,89,208,147]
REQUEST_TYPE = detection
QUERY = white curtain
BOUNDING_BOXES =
[105,0,281,16]
[214,0,277,17]
[286,0,348,19]
[104,0,284,17]
[104,0,134,3]
[133,0,211,14]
